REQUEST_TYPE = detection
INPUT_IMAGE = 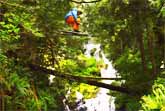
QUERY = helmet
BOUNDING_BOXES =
[77,8,83,14]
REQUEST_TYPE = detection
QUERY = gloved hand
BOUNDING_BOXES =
[77,18,80,25]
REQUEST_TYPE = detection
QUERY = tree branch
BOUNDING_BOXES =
[70,0,101,4]
[157,1,165,18]
[0,1,36,11]
[29,64,137,95]
[59,31,89,36]
[0,1,25,9]
[80,77,123,80]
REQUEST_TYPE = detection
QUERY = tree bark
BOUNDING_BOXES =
[0,96,2,111]
[70,0,101,4]
[137,32,147,74]
[0,95,4,111]
[148,32,156,77]
[60,31,89,36]
[0,87,3,111]
[31,81,41,111]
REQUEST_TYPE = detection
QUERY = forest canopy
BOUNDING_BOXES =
[0,0,164,111]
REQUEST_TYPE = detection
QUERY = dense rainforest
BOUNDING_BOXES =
[0,0,164,111]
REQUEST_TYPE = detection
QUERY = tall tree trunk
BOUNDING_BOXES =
[148,32,157,77]
[31,81,41,111]
[0,88,2,111]
[0,96,2,111]
[120,39,124,54]
[138,33,147,74]
[0,92,4,111]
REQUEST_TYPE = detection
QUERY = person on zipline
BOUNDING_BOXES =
[65,8,82,32]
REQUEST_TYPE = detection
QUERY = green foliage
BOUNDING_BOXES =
[84,0,165,110]
[74,83,99,99]
[114,93,141,111]
[115,49,142,79]
[126,100,141,111]
[67,83,99,109]
[0,53,61,111]
[140,78,165,111]
[0,11,42,42]
[58,54,99,76]
[57,55,100,109]
[0,13,20,42]
[59,59,78,73]
[76,55,99,76]
[0,1,71,110]
[0,53,7,64]
[0,57,33,110]
[0,0,164,110]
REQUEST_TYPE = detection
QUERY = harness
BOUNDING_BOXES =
[71,11,77,21]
